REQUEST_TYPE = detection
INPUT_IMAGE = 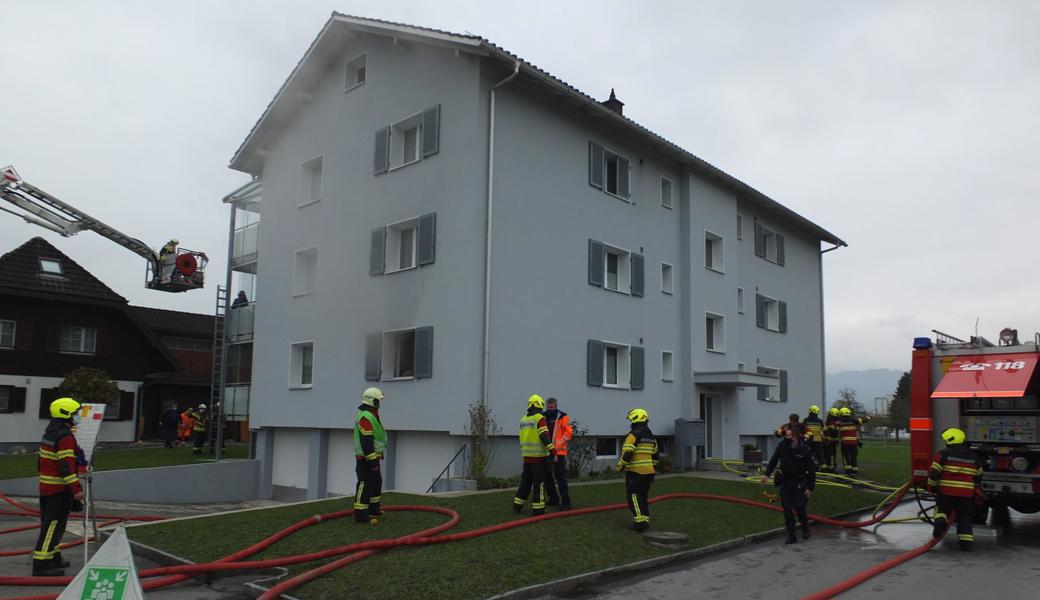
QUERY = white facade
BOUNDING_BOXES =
[0,375,139,444]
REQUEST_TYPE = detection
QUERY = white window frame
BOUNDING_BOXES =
[298,155,323,207]
[661,350,674,382]
[601,146,630,202]
[389,111,423,171]
[737,287,745,314]
[759,224,779,263]
[595,437,619,458]
[384,216,421,274]
[660,177,673,209]
[289,341,315,389]
[0,320,15,349]
[381,327,417,381]
[661,262,673,295]
[344,52,367,92]
[705,230,724,273]
[292,247,318,297]
[758,365,781,402]
[602,341,631,389]
[762,295,780,332]
[603,244,632,295]
[60,326,96,355]
[705,312,725,354]
[736,214,743,240]
[39,258,63,275]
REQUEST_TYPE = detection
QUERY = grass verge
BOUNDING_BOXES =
[0,445,249,480]
[854,440,910,487]
[128,475,880,600]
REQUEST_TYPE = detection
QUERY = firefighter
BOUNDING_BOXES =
[189,404,209,455]
[178,408,194,446]
[354,387,387,524]
[803,405,824,467]
[544,397,574,510]
[928,428,983,551]
[838,407,870,475]
[616,408,659,532]
[821,408,841,472]
[514,395,554,515]
[774,413,801,438]
[158,238,179,283]
[32,398,85,576]
[761,422,816,544]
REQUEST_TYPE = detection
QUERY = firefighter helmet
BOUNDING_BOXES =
[50,398,81,420]
[839,407,852,417]
[197,403,207,411]
[809,405,820,414]
[829,407,840,416]
[362,387,385,407]
[941,428,966,446]
[627,408,649,424]
[527,394,545,410]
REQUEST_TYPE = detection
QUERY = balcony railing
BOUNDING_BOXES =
[231,222,259,268]
[227,302,255,343]
[223,384,250,422]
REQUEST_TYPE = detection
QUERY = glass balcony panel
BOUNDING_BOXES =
[227,302,255,343]
[231,222,260,266]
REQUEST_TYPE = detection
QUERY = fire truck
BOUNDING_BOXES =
[0,166,207,292]
[911,327,1040,516]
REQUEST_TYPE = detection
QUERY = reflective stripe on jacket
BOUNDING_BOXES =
[38,420,83,497]
[839,417,867,445]
[823,416,841,444]
[551,413,573,456]
[928,447,983,498]
[618,426,658,475]
[354,407,387,460]
[804,416,824,440]
[519,413,552,459]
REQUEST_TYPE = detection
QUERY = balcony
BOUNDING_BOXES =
[223,384,250,422]
[231,222,259,272]
[226,302,255,343]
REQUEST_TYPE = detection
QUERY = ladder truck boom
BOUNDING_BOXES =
[0,165,207,293]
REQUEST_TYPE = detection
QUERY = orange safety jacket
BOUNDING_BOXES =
[928,447,982,498]
[38,420,83,497]
[178,411,194,439]
[550,413,574,456]
[839,417,868,446]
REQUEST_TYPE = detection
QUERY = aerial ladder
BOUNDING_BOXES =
[0,166,208,292]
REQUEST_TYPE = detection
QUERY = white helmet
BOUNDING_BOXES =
[197,403,207,411]
[362,387,385,407]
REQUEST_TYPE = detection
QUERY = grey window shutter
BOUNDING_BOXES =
[417,212,436,266]
[422,105,440,158]
[588,142,604,189]
[776,233,785,266]
[630,346,644,390]
[630,253,644,297]
[754,222,765,257]
[778,301,788,333]
[587,339,604,386]
[779,369,788,402]
[588,239,604,287]
[618,156,631,199]
[414,326,434,378]
[374,126,390,175]
[755,294,766,329]
[365,333,382,381]
[369,228,386,276]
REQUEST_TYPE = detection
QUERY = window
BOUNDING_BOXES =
[757,367,788,402]
[603,343,633,388]
[705,313,725,353]
[290,342,314,388]
[299,156,323,206]
[60,326,96,355]
[386,219,418,272]
[588,240,643,296]
[345,53,366,91]
[293,248,318,296]
[596,437,618,458]
[39,258,63,275]
[754,223,785,265]
[755,294,787,333]
[587,340,644,390]
[366,326,434,381]
[737,214,743,240]
[604,246,630,293]
[705,231,724,272]
[371,213,436,275]
[382,329,416,379]
[661,263,673,294]
[661,351,674,382]
[390,114,422,170]
[0,387,10,412]
[0,320,14,349]
[374,105,440,175]
[737,287,745,314]
[661,177,673,209]
[587,142,631,200]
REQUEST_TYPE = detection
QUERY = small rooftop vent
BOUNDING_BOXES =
[602,89,624,115]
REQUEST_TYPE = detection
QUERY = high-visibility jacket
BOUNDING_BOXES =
[928,446,983,498]
[839,416,869,446]
[189,410,209,433]
[179,411,194,438]
[354,407,387,461]
[618,424,659,475]
[37,420,83,497]
[803,415,824,441]
[519,412,553,461]
[548,412,573,456]
[823,416,841,445]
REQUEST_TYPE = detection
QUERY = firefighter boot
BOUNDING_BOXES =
[628,522,648,533]
[51,552,71,569]
[785,529,798,545]
[802,522,811,540]
[932,514,948,539]
[32,559,64,577]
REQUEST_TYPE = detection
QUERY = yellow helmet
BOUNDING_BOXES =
[829,407,840,416]
[362,387,385,407]
[840,407,852,417]
[527,394,545,410]
[809,405,820,414]
[50,397,81,420]
[627,408,649,424]
[941,428,966,445]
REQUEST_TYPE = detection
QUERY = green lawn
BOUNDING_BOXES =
[128,475,880,600]
[854,440,910,487]
[0,445,249,480]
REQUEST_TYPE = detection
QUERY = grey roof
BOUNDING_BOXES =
[0,237,126,303]
[229,13,845,247]
[132,306,214,337]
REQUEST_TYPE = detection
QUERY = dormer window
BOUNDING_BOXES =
[39,258,63,275]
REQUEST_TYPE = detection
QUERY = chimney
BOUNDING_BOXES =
[601,88,624,115]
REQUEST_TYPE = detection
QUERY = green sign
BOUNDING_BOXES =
[79,567,129,600]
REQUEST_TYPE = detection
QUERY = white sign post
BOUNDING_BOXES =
[73,404,106,563]
[57,526,144,600]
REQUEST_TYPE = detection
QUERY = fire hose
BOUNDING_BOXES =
[1,485,921,600]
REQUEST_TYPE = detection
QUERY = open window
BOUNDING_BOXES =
[756,366,787,402]
[382,329,416,379]
[345,53,366,91]
[755,294,787,333]
[661,177,673,209]
[366,327,434,381]
[374,106,440,175]
[587,142,631,200]
[705,313,725,353]
[386,219,418,273]
[390,114,422,170]
[370,213,437,275]
[705,231,724,273]
[587,339,644,390]
[754,223,785,265]
[299,156,323,206]
[289,342,314,389]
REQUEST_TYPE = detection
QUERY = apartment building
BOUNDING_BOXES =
[226,14,844,498]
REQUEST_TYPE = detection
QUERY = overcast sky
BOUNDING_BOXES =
[2,1,1038,372]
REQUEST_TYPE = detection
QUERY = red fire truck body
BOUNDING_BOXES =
[910,332,1040,513]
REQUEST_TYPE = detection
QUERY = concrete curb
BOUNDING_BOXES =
[486,501,891,600]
